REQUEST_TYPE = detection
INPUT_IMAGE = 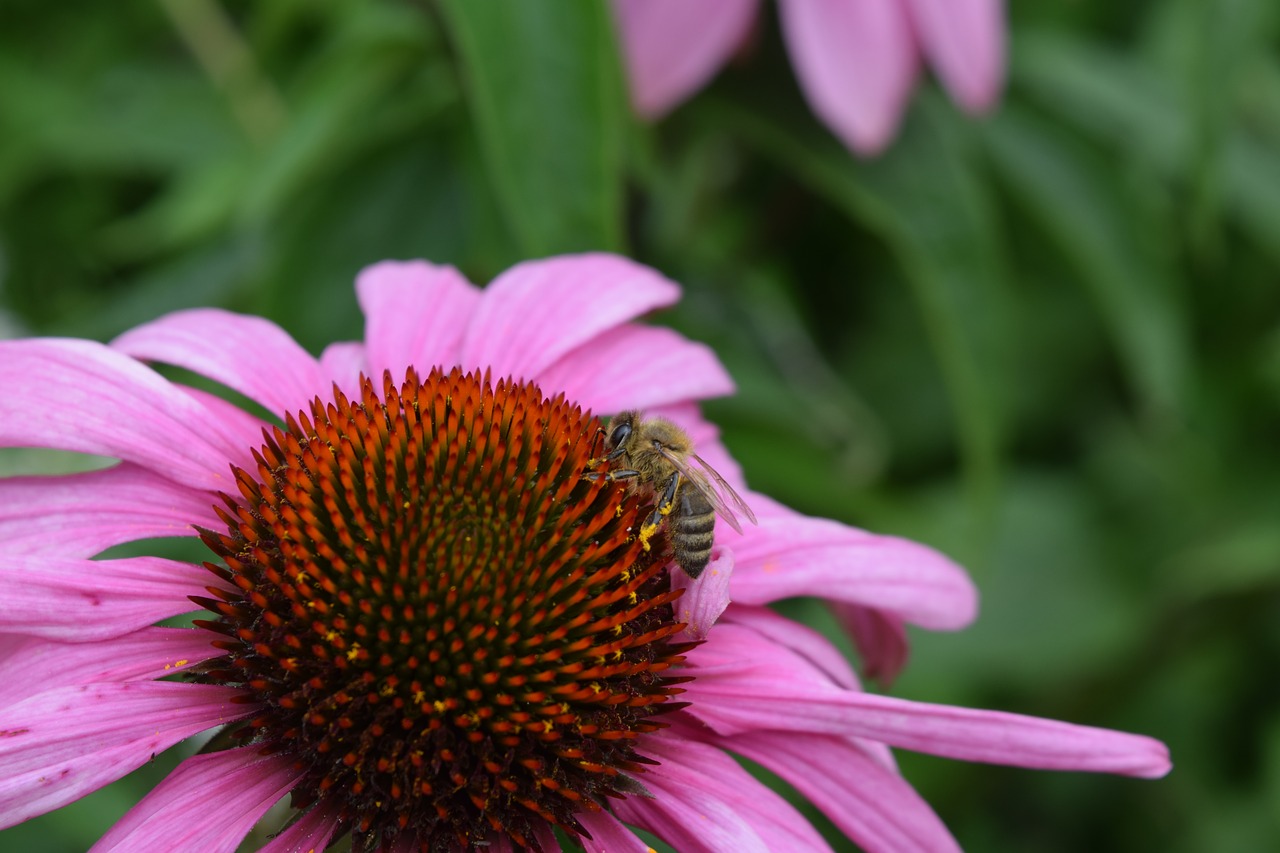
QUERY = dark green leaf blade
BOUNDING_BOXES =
[438,0,626,256]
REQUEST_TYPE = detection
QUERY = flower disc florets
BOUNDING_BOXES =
[193,367,690,852]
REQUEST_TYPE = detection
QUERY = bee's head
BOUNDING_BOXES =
[605,411,637,451]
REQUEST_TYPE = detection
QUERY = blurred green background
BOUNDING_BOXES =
[2,0,1278,850]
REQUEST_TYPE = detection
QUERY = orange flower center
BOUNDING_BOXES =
[194,367,689,851]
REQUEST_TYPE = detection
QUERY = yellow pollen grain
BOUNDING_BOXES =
[346,643,361,661]
[414,690,426,703]
[433,700,447,714]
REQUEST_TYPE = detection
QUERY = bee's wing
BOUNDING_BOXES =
[654,445,758,534]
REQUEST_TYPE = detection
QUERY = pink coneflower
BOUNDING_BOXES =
[0,254,1166,851]
[612,0,1005,154]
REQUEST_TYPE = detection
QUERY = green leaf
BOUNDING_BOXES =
[984,108,1190,419]
[714,96,1011,554]
[437,0,626,256]
[1014,27,1280,264]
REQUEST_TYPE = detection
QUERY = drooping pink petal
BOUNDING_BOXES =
[356,260,481,379]
[458,254,681,382]
[91,745,301,853]
[0,555,210,641]
[318,341,368,399]
[255,799,342,853]
[833,601,911,686]
[0,339,248,492]
[685,625,1173,778]
[0,465,218,558]
[111,309,325,418]
[903,0,1004,112]
[703,606,903,770]
[0,627,219,711]
[176,385,271,461]
[528,823,559,852]
[722,494,977,630]
[722,604,860,690]
[578,809,651,853]
[672,547,734,642]
[535,325,735,415]
[612,0,759,117]
[777,0,918,154]
[727,731,961,853]
[0,682,251,830]
[618,735,834,852]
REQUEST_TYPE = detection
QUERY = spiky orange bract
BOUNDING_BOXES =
[194,367,690,852]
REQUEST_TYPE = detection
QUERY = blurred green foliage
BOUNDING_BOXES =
[2,0,1279,850]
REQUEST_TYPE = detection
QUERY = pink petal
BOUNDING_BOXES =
[458,254,680,382]
[672,547,734,642]
[318,341,368,399]
[612,0,759,117]
[691,610,900,769]
[723,494,977,631]
[903,0,1004,112]
[0,555,210,641]
[0,465,218,558]
[833,602,911,686]
[535,324,735,415]
[578,809,650,853]
[727,731,960,853]
[356,260,481,379]
[256,800,341,853]
[0,628,218,711]
[618,736,833,852]
[111,309,325,418]
[528,824,559,852]
[0,339,247,492]
[685,625,1172,778]
[777,0,918,154]
[177,385,271,462]
[0,682,250,830]
[722,604,860,690]
[91,745,301,853]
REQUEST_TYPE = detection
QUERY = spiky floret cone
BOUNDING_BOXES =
[194,367,691,852]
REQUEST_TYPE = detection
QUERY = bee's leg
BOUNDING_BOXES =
[585,442,629,468]
[638,472,682,552]
[585,426,607,465]
[583,467,642,525]
[581,467,640,484]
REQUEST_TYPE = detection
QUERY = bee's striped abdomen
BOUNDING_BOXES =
[672,488,716,578]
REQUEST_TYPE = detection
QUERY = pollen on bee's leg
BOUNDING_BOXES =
[193,367,687,853]
[638,517,662,552]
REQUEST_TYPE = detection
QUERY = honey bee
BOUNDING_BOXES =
[584,410,757,578]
